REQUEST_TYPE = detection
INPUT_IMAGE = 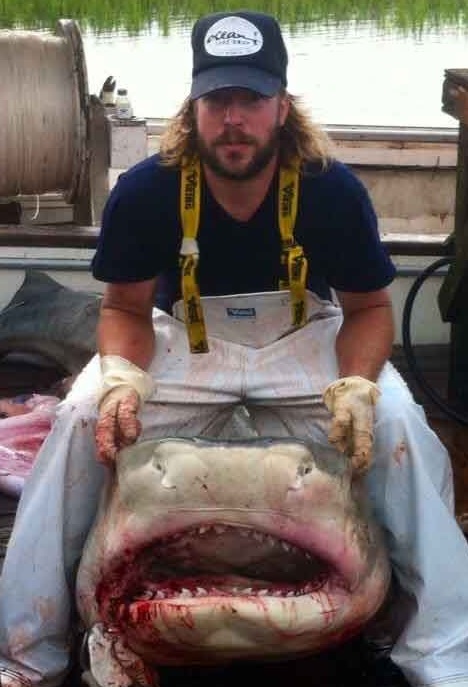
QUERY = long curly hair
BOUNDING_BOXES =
[159,92,335,169]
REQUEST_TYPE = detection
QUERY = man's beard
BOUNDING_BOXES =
[196,125,282,181]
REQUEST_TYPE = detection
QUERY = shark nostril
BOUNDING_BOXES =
[151,456,168,478]
[297,459,315,478]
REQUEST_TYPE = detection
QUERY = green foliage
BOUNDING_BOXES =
[0,0,468,34]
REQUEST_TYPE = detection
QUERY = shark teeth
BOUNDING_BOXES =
[162,523,308,557]
[132,578,331,601]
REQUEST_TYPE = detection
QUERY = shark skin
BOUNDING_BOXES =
[76,436,391,687]
[0,270,100,374]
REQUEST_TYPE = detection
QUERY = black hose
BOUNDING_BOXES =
[401,255,468,425]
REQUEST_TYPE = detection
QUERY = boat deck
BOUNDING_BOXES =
[0,345,467,687]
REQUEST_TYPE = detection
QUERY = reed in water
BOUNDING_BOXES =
[1,0,468,33]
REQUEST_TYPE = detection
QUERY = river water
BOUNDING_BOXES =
[81,19,468,128]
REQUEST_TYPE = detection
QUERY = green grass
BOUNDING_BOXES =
[1,0,468,34]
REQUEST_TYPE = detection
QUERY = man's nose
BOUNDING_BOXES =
[223,101,244,125]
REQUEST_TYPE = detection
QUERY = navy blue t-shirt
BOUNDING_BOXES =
[92,154,396,311]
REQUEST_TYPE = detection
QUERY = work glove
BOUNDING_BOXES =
[95,355,154,465]
[323,375,380,474]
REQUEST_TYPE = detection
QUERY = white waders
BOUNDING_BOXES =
[0,291,467,687]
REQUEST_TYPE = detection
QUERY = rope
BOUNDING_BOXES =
[0,28,82,197]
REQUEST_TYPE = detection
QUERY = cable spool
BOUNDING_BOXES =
[0,19,89,203]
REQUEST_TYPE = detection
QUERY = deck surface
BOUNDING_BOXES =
[0,345,467,687]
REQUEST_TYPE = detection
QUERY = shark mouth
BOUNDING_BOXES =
[96,522,354,623]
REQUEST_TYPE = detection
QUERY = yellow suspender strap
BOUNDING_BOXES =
[179,157,209,353]
[179,158,307,353]
[278,161,308,328]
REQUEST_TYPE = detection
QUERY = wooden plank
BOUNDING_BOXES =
[0,224,453,258]
[0,224,99,248]
[381,233,452,255]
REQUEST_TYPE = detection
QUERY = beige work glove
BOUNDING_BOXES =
[95,355,154,465]
[323,375,380,474]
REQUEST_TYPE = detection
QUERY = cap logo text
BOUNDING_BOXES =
[204,17,263,57]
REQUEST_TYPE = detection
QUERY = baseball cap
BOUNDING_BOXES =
[190,10,288,99]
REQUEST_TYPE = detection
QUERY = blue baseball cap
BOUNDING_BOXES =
[190,10,288,99]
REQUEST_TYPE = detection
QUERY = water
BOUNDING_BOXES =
[82,19,468,128]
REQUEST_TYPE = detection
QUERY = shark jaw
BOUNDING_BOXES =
[94,520,390,664]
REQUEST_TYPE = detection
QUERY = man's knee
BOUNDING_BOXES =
[375,376,422,428]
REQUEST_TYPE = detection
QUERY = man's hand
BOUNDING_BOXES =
[96,385,142,464]
[95,355,154,465]
[323,376,380,474]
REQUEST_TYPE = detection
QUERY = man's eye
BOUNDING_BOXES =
[247,93,264,103]
[239,93,264,105]
[202,91,268,110]
[205,94,227,107]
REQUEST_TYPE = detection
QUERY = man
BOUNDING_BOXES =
[0,10,467,687]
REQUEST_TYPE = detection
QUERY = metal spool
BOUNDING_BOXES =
[0,19,89,203]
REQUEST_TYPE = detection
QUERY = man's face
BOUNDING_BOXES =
[194,88,289,181]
